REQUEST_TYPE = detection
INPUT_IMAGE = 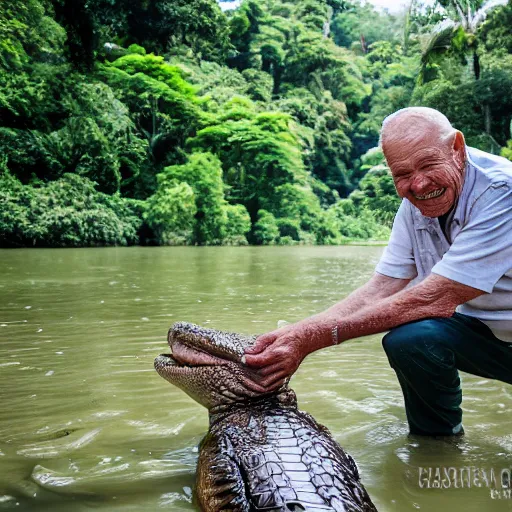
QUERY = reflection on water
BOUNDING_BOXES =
[0,246,511,511]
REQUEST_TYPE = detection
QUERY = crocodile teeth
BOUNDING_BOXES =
[414,188,445,200]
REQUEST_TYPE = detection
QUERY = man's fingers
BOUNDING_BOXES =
[243,351,277,368]
[244,333,277,356]
[240,374,286,394]
[257,362,283,377]
[240,375,271,394]
[261,377,287,392]
[259,370,289,389]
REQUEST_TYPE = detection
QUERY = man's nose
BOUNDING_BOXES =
[410,173,430,195]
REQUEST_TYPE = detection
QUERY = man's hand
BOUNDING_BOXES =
[240,273,410,393]
[243,318,331,391]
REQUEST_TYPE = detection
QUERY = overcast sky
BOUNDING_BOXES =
[368,0,410,12]
[369,0,436,12]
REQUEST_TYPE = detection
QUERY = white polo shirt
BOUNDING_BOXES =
[376,147,512,342]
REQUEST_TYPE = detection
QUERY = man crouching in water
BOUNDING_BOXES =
[243,106,512,437]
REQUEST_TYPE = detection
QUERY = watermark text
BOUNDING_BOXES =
[418,466,511,498]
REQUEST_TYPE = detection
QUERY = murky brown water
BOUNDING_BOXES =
[0,246,511,511]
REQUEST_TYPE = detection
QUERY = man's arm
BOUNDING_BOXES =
[245,272,410,359]
[243,273,485,390]
[335,273,485,343]
[323,272,411,319]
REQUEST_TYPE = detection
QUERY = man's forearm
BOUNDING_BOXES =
[323,273,410,318]
[335,284,448,343]
[330,274,484,345]
[271,271,484,358]
[295,273,410,348]
[243,274,483,389]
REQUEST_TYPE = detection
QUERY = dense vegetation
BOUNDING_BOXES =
[1,0,511,247]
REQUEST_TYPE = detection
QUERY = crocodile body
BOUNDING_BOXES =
[155,322,377,512]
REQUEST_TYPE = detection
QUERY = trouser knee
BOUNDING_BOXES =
[382,318,452,367]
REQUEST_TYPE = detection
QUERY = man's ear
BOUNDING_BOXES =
[451,130,465,167]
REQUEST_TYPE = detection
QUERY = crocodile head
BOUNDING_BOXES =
[155,322,291,413]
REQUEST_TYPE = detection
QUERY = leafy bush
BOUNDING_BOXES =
[0,171,141,247]
[328,203,391,240]
[127,44,146,56]
[252,209,280,245]
[143,181,196,245]
[341,147,402,227]
[502,140,512,161]
[156,153,227,245]
[276,217,301,241]
[223,203,251,245]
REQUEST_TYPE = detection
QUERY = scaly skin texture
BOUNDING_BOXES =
[154,322,377,512]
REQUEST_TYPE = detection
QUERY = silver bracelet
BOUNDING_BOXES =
[331,325,339,345]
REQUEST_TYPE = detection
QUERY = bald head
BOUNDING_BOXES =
[380,107,456,151]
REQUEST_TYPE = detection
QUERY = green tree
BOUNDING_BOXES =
[0,80,144,194]
[0,0,65,70]
[352,41,418,158]
[155,153,228,245]
[418,0,508,83]
[331,1,404,51]
[127,0,232,61]
[252,209,280,244]
[98,52,203,191]
[478,1,512,54]
[0,169,141,247]
[223,203,251,245]
[274,88,354,195]
[228,0,265,71]
[144,181,196,245]
[188,110,307,220]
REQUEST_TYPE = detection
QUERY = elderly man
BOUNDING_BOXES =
[244,106,512,436]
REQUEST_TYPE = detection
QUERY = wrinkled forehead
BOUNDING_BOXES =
[169,321,256,356]
[381,114,452,154]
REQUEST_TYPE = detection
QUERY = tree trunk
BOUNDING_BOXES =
[272,66,282,96]
[403,0,414,51]
[323,6,333,38]
[484,104,491,134]
[360,34,367,54]
[473,50,480,80]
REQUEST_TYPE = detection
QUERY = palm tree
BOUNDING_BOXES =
[418,0,509,136]
[419,0,508,82]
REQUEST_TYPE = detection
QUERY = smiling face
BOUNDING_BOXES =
[381,109,466,218]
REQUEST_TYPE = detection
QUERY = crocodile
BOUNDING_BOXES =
[154,322,377,512]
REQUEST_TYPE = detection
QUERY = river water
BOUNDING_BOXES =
[0,246,511,511]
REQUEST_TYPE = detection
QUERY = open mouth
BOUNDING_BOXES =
[170,340,228,367]
[156,339,234,371]
[413,188,445,200]
[155,322,254,374]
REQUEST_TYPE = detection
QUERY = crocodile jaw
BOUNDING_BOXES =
[154,322,280,411]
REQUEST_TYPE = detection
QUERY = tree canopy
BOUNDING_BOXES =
[1,0,512,247]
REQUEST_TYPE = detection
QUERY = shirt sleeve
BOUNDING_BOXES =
[432,183,512,292]
[375,200,418,280]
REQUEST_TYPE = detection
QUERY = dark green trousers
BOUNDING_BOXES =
[382,313,512,436]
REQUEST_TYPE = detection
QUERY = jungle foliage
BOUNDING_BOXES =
[1,0,512,247]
